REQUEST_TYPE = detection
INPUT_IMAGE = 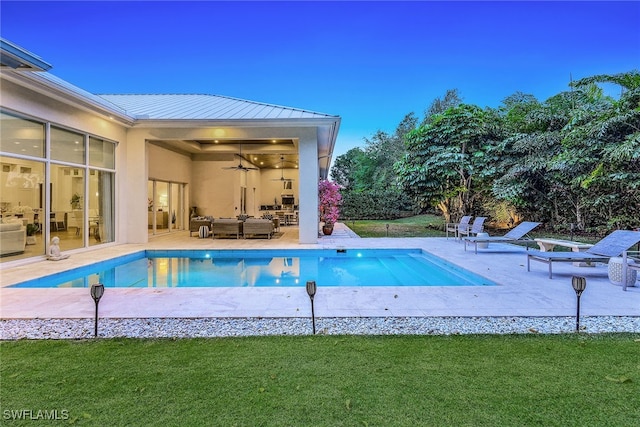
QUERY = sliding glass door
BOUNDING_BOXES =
[148,180,184,235]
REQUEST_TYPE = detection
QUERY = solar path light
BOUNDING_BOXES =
[90,283,105,338]
[306,280,317,335]
[571,276,586,332]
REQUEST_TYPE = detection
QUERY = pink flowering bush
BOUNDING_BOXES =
[318,180,342,225]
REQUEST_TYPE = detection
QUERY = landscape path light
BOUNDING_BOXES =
[90,283,105,338]
[306,280,317,335]
[571,276,586,332]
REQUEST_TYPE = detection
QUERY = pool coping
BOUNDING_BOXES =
[1,232,639,319]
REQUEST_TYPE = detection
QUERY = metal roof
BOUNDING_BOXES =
[0,38,52,72]
[98,94,338,121]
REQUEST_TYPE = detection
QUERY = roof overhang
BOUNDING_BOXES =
[0,39,340,178]
[0,38,52,72]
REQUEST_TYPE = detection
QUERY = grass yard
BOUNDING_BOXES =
[344,215,605,247]
[2,334,639,426]
[346,215,446,238]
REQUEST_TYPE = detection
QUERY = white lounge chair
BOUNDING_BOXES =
[527,230,640,285]
[464,221,541,254]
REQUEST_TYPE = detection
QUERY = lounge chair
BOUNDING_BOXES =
[527,230,640,284]
[458,216,486,239]
[446,215,472,240]
[463,221,541,254]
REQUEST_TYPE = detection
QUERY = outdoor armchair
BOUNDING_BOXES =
[458,216,486,239]
[446,215,472,240]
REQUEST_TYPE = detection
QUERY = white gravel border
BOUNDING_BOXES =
[1,316,639,340]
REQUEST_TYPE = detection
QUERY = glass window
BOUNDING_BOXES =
[89,136,115,169]
[0,155,46,261]
[0,111,45,158]
[51,127,85,164]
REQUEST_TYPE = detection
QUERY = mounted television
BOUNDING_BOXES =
[281,195,295,206]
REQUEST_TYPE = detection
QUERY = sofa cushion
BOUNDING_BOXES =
[0,222,22,232]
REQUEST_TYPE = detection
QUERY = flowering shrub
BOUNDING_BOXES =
[318,180,342,225]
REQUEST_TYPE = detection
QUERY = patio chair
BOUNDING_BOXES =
[526,230,640,284]
[464,221,541,254]
[458,216,486,239]
[446,215,472,240]
[54,211,66,231]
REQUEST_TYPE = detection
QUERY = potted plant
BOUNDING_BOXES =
[318,180,342,235]
[26,223,39,245]
[70,193,81,209]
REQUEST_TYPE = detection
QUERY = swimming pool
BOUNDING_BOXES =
[9,249,496,288]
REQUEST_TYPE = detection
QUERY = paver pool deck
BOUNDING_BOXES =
[1,223,638,320]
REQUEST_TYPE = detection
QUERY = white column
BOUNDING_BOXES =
[298,133,319,244]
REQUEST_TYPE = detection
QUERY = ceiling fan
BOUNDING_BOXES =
[222,144,258,172]
[271,156,295,182]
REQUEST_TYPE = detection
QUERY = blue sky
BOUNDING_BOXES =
[1,1,639,160]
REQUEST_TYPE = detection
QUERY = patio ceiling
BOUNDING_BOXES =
[148,138,299,169]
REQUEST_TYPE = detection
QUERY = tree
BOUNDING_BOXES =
[331,114,417,219]
[492,71,640,230]
[421,89,463,126]
[395,104,501,223]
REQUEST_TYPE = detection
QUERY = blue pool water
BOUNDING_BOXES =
[9,249,496,288]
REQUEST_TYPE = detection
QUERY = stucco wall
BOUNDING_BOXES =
[148,144,191,183]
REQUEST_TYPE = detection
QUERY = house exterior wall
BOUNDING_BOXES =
[1,75,333,255]
[0,79,130,248]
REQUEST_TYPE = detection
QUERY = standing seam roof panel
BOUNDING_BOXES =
[98,94,337,120]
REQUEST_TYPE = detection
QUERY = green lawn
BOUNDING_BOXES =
[345,214,446,238]
[2,335,639,426]
[344,215,602,245]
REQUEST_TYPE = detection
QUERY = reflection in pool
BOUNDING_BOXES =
[10,249,496,288]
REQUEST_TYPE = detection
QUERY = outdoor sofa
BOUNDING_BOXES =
[211,219,242,239]
[242,218,274,239]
